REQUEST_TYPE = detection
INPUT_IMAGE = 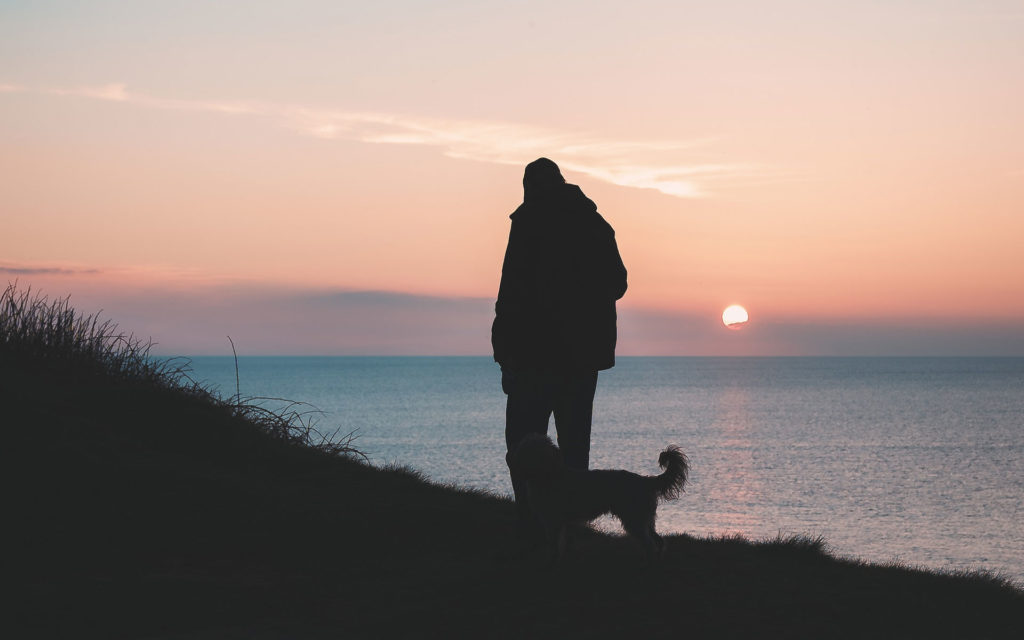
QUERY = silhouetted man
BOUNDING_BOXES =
[492,157,627,532]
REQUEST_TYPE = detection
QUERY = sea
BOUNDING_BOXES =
[181,356,1024,582]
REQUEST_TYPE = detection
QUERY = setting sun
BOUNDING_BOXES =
[722,305,749,330]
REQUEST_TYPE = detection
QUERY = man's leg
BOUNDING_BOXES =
[503,370,554,525]
[552,370,598,471]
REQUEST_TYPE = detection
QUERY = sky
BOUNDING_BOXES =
[2,0,1023,355]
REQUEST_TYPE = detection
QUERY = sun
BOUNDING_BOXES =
[722,305,749,330]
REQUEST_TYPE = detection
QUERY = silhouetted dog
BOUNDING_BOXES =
[510,433,689,565]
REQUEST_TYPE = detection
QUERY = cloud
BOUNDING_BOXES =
[299,289,491,310]
[617,308,1024,356]
[57,285,496,356]
[7,276,1023,355]
[1,263,100,276]
[2,82,781,198]
[279,106,768,198]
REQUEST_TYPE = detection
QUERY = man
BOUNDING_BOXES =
[492,157,628,530]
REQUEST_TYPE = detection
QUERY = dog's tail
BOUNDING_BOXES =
[654,445,689,501]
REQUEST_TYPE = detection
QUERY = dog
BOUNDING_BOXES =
[510,433,689,565]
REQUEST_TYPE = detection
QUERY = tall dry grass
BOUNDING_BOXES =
[1,282,361,457]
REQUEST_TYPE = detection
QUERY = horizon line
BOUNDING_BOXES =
[165,353,1024,358]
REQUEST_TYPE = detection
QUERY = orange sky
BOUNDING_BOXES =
[2,1,1023,354]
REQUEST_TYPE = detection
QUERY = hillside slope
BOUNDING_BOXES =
[4,286,1022,638]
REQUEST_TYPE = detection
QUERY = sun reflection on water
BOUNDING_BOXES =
[694,385,766,538]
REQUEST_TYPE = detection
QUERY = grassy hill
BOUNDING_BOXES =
[4,284,1023,639]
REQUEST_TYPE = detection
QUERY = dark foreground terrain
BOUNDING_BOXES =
[5,285,1023,639]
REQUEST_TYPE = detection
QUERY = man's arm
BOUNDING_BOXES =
[606,230,628,301]
[492,220,529,365]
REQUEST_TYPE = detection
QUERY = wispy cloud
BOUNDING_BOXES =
[2,82,782,198]
[12,277,1022,356]
[1,263,100,276]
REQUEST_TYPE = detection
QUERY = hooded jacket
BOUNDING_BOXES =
[491,183,627,372]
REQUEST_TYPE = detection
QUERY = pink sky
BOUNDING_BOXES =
[3,1,1023,355]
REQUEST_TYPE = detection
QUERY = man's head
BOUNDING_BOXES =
[523,157,565,202]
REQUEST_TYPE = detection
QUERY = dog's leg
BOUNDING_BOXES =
[641,532,658,566]
[544,523,566,569]
[624,520,659,566]
[649,523,666,559]
[556,525,568,561]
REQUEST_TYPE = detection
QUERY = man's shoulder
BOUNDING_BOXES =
[564,184,595,209]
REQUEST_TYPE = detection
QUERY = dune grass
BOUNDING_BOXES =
[4,284,1023,639]
[1,283,360,455]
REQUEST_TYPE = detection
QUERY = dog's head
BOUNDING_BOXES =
[509,433,563,481]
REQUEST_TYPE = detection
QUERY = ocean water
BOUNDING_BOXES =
[183,356,1024,581]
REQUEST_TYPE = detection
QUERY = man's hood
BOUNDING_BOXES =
[510,183,597,221]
